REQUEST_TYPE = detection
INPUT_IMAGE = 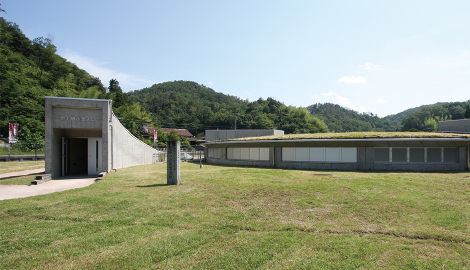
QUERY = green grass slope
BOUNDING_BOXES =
[1,163,469,269]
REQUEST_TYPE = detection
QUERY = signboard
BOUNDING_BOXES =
[154,130,158,143]
[9,123,19,143]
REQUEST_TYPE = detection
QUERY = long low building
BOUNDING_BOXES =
[45,97,159,178]
[203,134,470,171]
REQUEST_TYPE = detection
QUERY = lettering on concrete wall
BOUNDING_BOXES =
[60,116,96,122]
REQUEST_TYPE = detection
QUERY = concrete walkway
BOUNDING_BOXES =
[0,170,96,201]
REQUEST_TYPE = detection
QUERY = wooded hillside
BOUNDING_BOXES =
[306,103,400,132]
[0,17,105,142]
[128,82,328,136]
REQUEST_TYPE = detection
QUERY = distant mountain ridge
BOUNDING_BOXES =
[383,102,448,123]
[306,103,400,132]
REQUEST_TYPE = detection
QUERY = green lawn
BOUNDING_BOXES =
[0,160,45,174]
[1,163,469,269]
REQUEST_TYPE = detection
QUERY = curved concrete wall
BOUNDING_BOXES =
[204,138,470,172]
[110,113,158,170]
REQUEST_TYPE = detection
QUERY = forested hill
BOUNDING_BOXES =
[0,17,107,141]
[399,101,470,131]
[383,102,446,123]
[0,17,151,143]
[306,103,400,132]
[127,81,328,137]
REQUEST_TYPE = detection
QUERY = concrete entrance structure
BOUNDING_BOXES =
[45,97,158,178]
[204,137,470,171]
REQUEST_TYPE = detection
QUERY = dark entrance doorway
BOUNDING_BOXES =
[62,138,88,176]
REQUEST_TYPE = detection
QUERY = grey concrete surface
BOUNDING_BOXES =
[0,175,96,200]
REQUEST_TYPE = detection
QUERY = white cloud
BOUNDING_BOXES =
[375,98,388,104]
[62,50,154,91]
[359,62,384,70]
[338,76,366,84]
[208,81,213,85]
[319,91,367,112]
[321,91,336,96]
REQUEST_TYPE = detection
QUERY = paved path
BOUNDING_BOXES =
[0,170,96,200]
[0,168,45,179]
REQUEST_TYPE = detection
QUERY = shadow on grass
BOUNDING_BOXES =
[136,183,170,188]
[203,163,469,175]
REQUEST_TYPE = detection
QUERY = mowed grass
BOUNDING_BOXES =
[1,162,469,269]
[0,160,45,174]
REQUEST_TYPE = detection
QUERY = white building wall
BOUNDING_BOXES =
[110,113,159,170]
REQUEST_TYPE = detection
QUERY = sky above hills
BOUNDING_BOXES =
[3,0,470,117]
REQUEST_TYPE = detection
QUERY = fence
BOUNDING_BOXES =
[0,143,45,162]
[152,145,205,163]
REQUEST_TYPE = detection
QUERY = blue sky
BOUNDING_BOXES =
[3,0,470,117]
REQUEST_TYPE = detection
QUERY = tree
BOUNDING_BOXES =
[465,104,470,118]
[108,79,122,93]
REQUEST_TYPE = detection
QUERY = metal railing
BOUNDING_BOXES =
[152,145,205,163]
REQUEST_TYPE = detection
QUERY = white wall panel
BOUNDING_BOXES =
[295,147,309,161]
[227,148,233,159]
[309,147,324,162]
[341,148,357,163]
[260,148,269,161]
[234,148,241,159]
[250,148,260,160]
[282,147,295,161]
[241,148,250,160]
[325,148,341,162]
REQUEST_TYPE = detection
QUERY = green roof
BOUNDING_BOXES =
[228,132,470,141]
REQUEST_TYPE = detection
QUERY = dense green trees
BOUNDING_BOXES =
[400,101,469,131]
[0,17,105,141]
[306,103,400,132]
[128,83,328,136]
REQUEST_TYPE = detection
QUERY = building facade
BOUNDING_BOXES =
[204,138,469,171]
[45,97,159,178]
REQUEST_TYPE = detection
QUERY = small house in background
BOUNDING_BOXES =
[146,128,198,144]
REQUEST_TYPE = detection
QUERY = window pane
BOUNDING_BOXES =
[282,147,295,161]
[309,147,324,162]
[325,148,341,162]
[250,148,260,160]
[260,148,269,161]
[392,148,407,163]
[295,147,309,161]
[409,148,425,163]
[241,148,250,160]
[444,148,458,163]
[374,148,389,162]
[341,148,357,163]
[427,148,441,163]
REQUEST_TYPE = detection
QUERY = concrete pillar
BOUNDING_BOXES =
[167,141,181,185]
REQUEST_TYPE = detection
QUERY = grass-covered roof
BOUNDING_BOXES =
[228,132,470,141]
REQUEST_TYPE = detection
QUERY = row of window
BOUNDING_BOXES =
[207,147,460,164]
[207,147,270,161]
[375,147,458,163]
[282,147,357,163]
[227,148,269,161]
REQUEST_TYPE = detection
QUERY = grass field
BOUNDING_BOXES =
[1,162,469,269]
[0,160,45,174]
